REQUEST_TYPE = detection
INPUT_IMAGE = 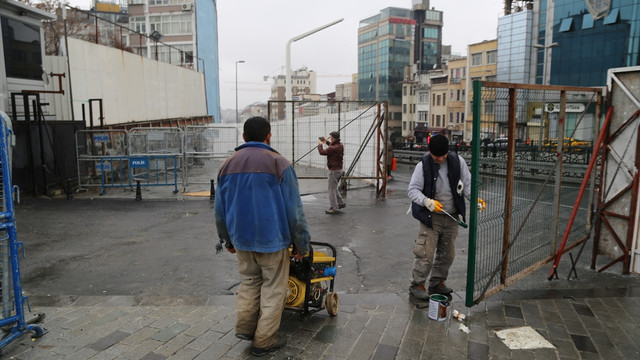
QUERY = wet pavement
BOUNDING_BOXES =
[1,163,639,359]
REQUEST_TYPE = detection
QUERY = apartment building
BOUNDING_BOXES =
[447,57,467,142]
[429,73,448,134]
[268,67,317,120]
[335,75,358,112]
[465,39,498,140]
[127,0,220,122]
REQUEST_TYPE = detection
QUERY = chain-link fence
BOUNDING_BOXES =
[466,81,604,306]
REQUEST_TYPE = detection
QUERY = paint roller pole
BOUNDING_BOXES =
[441,209,468,228]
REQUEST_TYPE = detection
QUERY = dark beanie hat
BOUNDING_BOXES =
[429,134,449,156]
[330,131,340,139]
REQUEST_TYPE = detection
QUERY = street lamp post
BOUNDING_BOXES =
[285,18,344,103]
[533,42,558,85]
[235,60,245,124]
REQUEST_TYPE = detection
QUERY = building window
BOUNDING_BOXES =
[486,50,497,65]
[1,17,42,80]
[582,14,594,29]
[484,101,495,115]
[559,18,573,32]
[450,90,455,102]
[462,90,466,101]
[603,8,619,25]
[130,16,146,33]
[471,52,482,66]
[436,95,441,106]
[442,93,446,106]
[485,75,497,82]
[403,86,407,96]
[422,27,438,39]
[149,14,194,35]
[403,121,407,130]
[403,104,407,113]
[449,112,453,123]
[419,92,428,103]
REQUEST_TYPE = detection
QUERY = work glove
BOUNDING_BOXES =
[424,198,443,213]
[477,198,486,211]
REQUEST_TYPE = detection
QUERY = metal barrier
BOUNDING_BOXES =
[99,155,179,195]
[129,127,183,191]
[466,81,603,307]
[183,125,239,191]
[0,113,47,349]
[76,129,128,189]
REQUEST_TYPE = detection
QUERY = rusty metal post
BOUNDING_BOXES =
[500,87,517,284]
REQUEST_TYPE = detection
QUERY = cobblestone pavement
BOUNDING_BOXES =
[1,285,638,359]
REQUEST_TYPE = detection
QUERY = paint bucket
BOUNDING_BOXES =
[428,294,449,321]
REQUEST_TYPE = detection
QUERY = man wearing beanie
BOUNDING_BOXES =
[318,131,345,214]
[407,133,486,299]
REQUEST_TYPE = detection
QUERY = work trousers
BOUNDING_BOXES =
[411,213,459,288]
[235,248,289,348]
[328,169,344,210]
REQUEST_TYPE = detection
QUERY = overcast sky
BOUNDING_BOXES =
[68,0,502,110]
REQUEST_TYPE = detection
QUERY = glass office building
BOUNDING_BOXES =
[358,7,413,104]
[538,0,640,86]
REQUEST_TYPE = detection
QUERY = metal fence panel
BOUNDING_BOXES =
[467,81,603,306]
[267,101,388,195]
[75,129,128,188]
[128,127,183,156]
[182,125,239,191]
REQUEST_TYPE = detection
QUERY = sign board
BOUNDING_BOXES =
[93,134,109,142]
[147,131,165,141]
[546,103,586,113]
[130,157,149,168]
[95,162,111,171]
[96,2,120,13]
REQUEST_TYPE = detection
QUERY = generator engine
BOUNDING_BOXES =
[286,243,338,316]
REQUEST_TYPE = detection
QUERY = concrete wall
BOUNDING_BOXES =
[66,37,207,126]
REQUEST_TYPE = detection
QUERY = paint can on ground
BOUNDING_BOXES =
[428,294,449,321]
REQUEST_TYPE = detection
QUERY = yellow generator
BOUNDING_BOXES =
[286,241,338,317]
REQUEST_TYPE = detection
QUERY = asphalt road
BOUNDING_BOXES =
[16,166,458,300]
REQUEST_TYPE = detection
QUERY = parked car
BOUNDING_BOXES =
[541,137,591,152]
[449,140,468,152]
[487,138,524,150]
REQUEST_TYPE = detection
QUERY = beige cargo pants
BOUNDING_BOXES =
[235,248,290,349]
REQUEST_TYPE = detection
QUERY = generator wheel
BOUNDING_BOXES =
[326,292,339,316]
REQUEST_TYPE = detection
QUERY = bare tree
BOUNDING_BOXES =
[20,0,94,55]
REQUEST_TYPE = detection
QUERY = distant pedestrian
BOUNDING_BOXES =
[318,131,345,214]
[214,116,311,357]
[407,133,486,300]
[386,140,395,180]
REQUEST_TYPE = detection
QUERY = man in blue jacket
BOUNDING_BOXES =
[215,116,311,357]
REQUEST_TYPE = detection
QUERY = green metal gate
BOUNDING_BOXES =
[466,81,603,306]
